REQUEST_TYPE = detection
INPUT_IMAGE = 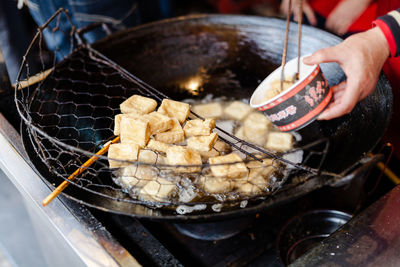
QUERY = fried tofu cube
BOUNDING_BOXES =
[113,113,140,136]
[214,140,232,154]
[154,118,185,144]
[143,112,173,135]
[247,158,277,179]
[234,126,248,141]
[192,103,223,119]
[120,116,150,147]
[209,153,248,179]
[224,101,253,121]
[108,143,140,168]
[138,149,159,164]
[147,139,170,153]
[166,146,202,173]
[265,132,293,152]
[199,149,220,162]
[235,182,263,195]
[157,99,190,124]
[198,176,232,194]
[243,112,271,146]
[187,132,218,152]
[119,165,155,188]
[120,95,157,115]
[140,178,176,202]
[183,118,216,137]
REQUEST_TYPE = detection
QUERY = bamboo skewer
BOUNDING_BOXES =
[42,135,120,206]
[13,68,53,90]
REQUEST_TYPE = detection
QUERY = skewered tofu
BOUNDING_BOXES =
[143,112,173,135]
[198,176,232,194]
[265,132,293,152]
[187,132,218,152]
[166,146,202,173]
[183,118,216,137]
[154,118,185,144]
[209,153,248,179]
[120,116,150,147]
[120,94,157,115]
[224,101,253,121]
[108,143,140,168]
[243,112,271,146]
[139,178,176,202]
[192,102,223,119]
[157,99,190,124]
[147,139,170,153]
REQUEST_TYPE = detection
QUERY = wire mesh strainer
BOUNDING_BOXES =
[15,9,335,213]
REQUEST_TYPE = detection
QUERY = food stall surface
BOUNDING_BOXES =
[0,168,47,266]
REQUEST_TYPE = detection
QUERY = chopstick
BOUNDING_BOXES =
[280,0,292,91]
[42,135,120,206]
[13,68,53,90]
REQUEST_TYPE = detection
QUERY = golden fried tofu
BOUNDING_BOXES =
[143,112,173,135]
[192,103,223,119]
[243,112,271,146]
[198,176,232,194]
[213,140,232,154]
[146,139,170,153]
[183,118,216,137]
[119,116,150,147]
[113,113,140,136]
[166,146,202,173]
[120,94,157,115]
[157,99,190,124]
[247,157,277,179]
[138,149,159,164]
[235,182,263,195]
[139,178,176,202]
[199,148,220,162]
[187,132,218,152]
[209,153,248,178]
[224,101,253,121]
[265,132,293,152]
[154,118,185,144]
[108,143,140,168]
[119,165,156,188]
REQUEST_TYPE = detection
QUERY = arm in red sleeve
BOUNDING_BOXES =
[373,9,400,57]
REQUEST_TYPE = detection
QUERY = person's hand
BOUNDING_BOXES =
[280,0,317,26]
[303,27,390,120]
[325,0,373,36]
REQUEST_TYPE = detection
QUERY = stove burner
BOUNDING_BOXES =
[173,216,256,240]
[277,209,352,265]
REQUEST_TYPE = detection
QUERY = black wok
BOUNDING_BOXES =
[22,15,392,221]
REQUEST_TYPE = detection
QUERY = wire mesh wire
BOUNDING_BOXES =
[15,9,336,212]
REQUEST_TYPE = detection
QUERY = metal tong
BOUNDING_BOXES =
[280,0,303,91]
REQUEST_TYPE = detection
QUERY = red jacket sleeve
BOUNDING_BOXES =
[373,9,400,57]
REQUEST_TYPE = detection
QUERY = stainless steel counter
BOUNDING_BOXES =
[0,113,140,267]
